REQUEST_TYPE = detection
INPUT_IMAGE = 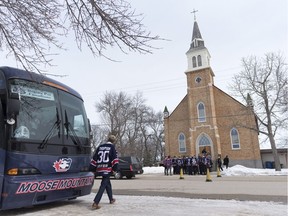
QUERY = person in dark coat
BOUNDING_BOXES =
[223,155,229,169]
[191,156,199,175]
[205,153,212,171]
[172,156,177,175]
[90,134,119,210]
[202,147,207,156]
[164,155,173,175]
[198,154,206,175]
[217,155,223,171]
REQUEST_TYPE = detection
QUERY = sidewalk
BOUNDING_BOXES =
[1,193,287,216]
[1,169,288,216]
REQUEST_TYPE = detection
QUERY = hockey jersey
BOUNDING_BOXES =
[90,142,119,176]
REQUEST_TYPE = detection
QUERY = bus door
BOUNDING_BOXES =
[0,97,19,206]
[0,100,5,205]
[0,149,4,206]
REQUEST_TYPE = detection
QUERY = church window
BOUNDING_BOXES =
[197,102,206,122]
[178,133,186,153]
[197,55,202,66]
[198,134,211,146]
[192,56,197,68]
[195,76,202,83]
[230,128,240,149]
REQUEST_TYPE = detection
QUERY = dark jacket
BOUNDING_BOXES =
[223,157,229,165]
[217,158,222,167]
[90,142,119,176]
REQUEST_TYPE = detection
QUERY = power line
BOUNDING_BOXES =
[93,112,255,126]
[83,66,242,98]
[84,78,186,98]
[93,109,285,126]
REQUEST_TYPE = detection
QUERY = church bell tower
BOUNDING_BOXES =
[185,10,219,158]
[185,10,211,73]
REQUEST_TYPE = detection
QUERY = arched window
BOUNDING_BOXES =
[197,102,206,122]
[198,134,211,146]
[230,128,240,149]
[192,56,197,68]
[197,55,202,66]
[178,133,186,153]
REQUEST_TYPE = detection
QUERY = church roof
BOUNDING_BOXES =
[192,21,203,41]
[188,20,205,51]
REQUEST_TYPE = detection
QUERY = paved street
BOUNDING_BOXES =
[100,172,288,204]
[1,172,287,215]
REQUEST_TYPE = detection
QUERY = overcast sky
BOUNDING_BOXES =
[1,0,287,125]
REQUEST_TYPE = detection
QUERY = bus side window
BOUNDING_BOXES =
[0,72,6,115]
[73,114,87,137]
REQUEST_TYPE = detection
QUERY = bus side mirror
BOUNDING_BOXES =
[6,98,20,125]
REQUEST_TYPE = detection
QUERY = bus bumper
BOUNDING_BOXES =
[0,172,94,210]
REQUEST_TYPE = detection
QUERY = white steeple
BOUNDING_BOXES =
[185,12,211,72]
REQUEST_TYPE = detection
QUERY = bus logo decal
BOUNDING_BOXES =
[53,158,72,172]
[15,176,94,194]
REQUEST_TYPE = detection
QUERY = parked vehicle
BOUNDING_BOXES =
[0,67,93,210]
[94,156,143,179]
[115,156,143,179]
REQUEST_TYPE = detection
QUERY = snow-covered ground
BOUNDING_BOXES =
[143,164,288,176]
[2,166,288,216]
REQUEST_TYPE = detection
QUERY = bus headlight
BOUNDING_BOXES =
[81,166,89,172]
[7,168,41,175]
[7,168,18,175]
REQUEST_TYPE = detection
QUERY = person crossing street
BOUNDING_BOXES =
[89,134,119,210]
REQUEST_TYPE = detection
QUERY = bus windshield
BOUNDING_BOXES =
[9,79,89,149]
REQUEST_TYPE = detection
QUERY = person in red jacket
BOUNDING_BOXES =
[90,134,119,210]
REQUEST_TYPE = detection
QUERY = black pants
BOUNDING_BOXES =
[94,175,113,204]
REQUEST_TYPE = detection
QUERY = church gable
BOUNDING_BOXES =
[164,95,192,155]
[213,86,257,129]
[169,95,189,120]
[213,86,261,163]
[213,86,248,118]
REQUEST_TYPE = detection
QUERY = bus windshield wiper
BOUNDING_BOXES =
[64,110,83,150]
[38,108,61,150]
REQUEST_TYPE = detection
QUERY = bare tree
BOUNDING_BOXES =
[95,91,164,163]
[124,92,151,157]
[0,0,160,72]
[134,108,164,165]
[90,124,107,154]
[146,111,164,163]
[230,52,288,171]
[96,91,132,155]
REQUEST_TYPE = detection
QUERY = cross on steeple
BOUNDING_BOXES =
[191,9,198,21]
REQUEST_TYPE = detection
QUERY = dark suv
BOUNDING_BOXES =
[115,156,143,179]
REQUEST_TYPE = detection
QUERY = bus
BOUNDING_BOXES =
[0,66,94,210]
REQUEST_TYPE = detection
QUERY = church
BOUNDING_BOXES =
[163,16,262,168]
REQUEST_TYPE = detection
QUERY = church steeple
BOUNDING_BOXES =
[185,11,211,72]
[246,93,254,109]
[190,21,204,49]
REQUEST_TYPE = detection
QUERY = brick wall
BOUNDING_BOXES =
[164,67,262,168]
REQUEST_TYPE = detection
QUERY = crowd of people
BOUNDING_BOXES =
[162,153,229,176]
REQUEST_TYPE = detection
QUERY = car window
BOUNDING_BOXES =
[131,157,141,164]
[120,157,131,163]
[119,159,128,163]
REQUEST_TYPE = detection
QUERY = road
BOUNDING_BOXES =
[101,172,288,204]
[1,172,287,215]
